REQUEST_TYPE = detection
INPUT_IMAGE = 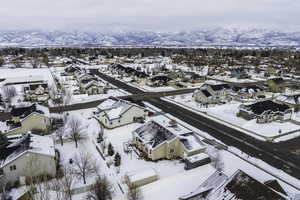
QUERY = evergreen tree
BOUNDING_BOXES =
[107,143,115,156]
[114,152,121,167]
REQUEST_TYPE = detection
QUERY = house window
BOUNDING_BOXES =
[9,165,16,171]
[110,121,113,125]
[170,149,175,154]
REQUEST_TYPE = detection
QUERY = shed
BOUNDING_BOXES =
[184,153,211,170]
[125,168,158,188]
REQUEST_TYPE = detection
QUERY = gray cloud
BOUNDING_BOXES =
[0,0,299,31]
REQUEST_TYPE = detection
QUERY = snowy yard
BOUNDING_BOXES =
[105,122,185,182]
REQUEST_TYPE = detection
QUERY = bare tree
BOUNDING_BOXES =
[30,58,41,68]
[12,60,22,68]
[50,178,64,200]
[0,57,4,67]
[127,187,143,200]
[86,175,113,200]
[208,147,224,172]
[56,126,65,146]
[73,151,97,184]
[61,167,76,200]
[62,87,72,105]
[0,176,10,200]
[34,175,51,200]
[2,86,17,106]
[68,117,85,148]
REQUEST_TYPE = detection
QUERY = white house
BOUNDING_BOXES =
[94,97,147,129]
[0,134,56,186]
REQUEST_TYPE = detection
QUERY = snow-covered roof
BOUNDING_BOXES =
[126,168,158,183]
[181,170,287,200]
[185,153,210,163]
[0,134,55,168]
[3,75,45,85]
[134,115,205,151]
[97,98,141,120]
[276,94,300,105]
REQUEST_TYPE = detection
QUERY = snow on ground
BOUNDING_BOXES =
[56,108,125,198]
[141,85,176,92]
[141,164,215,200]
[167,94,300,140]
[70,89,129,104]
[105,123,185,181]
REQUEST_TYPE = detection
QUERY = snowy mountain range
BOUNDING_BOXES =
[1,28,300,47]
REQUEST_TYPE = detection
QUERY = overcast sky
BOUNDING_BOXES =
[0,0,299,32]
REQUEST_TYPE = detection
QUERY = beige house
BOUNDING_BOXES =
[194,82,231,104]
[5,104,51,136]
[0,134,56,185]
[193,89,218,104]
[80,80,105,95]
[132,116,206,161]
[94,97,147,129]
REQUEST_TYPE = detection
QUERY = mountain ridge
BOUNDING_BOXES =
[0,28,300,47]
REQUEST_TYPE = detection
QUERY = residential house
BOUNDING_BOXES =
[63,65,81,76]
[132,116,206,161]
[76,72,94,83]
[5,104,51,136]
[0,134,56,186]
[275,93,300,112]
[194,82,231,104]
[147,75,173,87]
[94,97,147,129]
[24,82,49,102]
[80,79,105,95]
[237,100,292,123]
[193,89,217,104]
[230,68,250,79]
[266,78,286,93]
[179,170,287,200]
[182,72,206,83]
[231,85,265,101]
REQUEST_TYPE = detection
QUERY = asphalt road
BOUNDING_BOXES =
[90,69,300,181]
